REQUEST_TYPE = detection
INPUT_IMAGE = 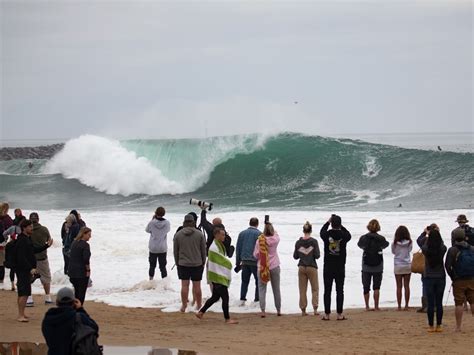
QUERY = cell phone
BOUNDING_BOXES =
[264,215,270,224]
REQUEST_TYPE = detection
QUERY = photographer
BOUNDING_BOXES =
[145,207,171,280]
[320,214,351,320]
[199,208,234,257]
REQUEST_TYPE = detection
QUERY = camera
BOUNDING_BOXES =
[426,225,431,231]
[189,198,213,211]
[264,215,270,224]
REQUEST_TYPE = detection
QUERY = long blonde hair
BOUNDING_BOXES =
[0,202,10,216]
[75,227,91,241]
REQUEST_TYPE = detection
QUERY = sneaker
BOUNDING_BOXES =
[427,326,436,333]
[435,325,443,333]
[26,301,34,307]
[45,295,53,305]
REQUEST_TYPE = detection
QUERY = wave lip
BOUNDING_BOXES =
[43,135,186,196]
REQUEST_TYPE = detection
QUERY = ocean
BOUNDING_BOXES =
[0,132,473,313]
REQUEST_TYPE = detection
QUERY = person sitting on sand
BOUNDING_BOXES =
[445,228,474,332]
[357,219,389,311]
[320,214,351,320]
[196,227,238,324]
[421,228,447,332]
[253,221,281,318]
[173,214,207,312]
[391,225,413,310]
[293,221,320,316]
[42,287,100,355]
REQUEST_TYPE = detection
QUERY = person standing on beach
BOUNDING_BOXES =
[391,225,413,310]
[14,219,52,322]
[253,222,281,317]
[61,213,80,275]
[445,228,474,332]
[357,219,389,311]
[145,207,171,280]
[293,221,320,316]
[68,227,92,305]
[3,220,22,291]
[27,212,53,306]
[173,214,207,312]
[320,214,351,320]
[416,224,439,313]
[0,202,14,286]
[196,227,238,324]
[42,287,100,355]
[420,228,447,332]
[451,214,474,246]
[236,217,261,305]
[200,208,234,257]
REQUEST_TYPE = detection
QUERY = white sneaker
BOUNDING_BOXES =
[45,295,53,304]
[239,300,246,306]
[26,296,34,307]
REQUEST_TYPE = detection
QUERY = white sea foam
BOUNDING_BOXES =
[10,208,471,314]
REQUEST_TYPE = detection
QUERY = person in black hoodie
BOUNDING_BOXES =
[61,213,81,275]
[320,214,352,320]
[357,219,389,311]
[42,287,99,355]
[199,208,234,257]
[15,219,52,322]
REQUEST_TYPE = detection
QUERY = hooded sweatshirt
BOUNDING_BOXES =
[145,217,171,253]
[173,226,206,267]
[391,240,413,267]
[42,306,99,355]
[320,222,352,268]
[253,233,280,270]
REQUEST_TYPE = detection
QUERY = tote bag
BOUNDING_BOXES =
[411,250,425,274]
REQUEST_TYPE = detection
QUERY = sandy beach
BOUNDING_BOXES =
[0,291,472,354]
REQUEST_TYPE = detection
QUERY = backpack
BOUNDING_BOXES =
[454,245,474,278]
[363,237,383,267]
[70,313,103,355]
[4,239,18,269]
[463,225,474,247]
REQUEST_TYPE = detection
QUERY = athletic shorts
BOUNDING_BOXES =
[452,279,474,306]
[177,265,204,281]
[362,271,383,294]
[36,259,52,284]
[394,265,412,275]
[16,270,32,297]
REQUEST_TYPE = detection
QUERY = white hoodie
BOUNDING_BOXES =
[391,240,413,267]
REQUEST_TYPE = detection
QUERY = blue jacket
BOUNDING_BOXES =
[236,226,261,266]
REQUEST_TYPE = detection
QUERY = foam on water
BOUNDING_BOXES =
[9,208,471,314]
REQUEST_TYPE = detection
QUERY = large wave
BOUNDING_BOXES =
[1,133,473,210]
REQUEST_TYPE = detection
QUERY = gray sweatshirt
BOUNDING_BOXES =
[173,227,206,267]
[145,218,171,253]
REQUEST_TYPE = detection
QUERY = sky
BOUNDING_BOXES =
[1,0,472,141]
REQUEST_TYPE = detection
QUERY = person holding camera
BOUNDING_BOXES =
[416,223,439,313]
[253,221,281,317]
[145,207,171,280]
[14,219,53,322]
[199,207,234,258]
[236,217,261,305]
[357,219,389,311]
[420,227,447,332]
[294,221,320,316]
[320,214,351,320]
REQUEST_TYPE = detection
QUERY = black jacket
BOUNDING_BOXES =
[15,233,48,272]
[200,210,234,257]
[42,306,99,355]
[320,222,352,267]
[68,240,91,278]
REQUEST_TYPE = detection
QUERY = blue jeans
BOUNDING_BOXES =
[425,277,446,326]
[240,264,259,301]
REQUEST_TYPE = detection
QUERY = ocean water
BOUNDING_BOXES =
[0,132,473,312]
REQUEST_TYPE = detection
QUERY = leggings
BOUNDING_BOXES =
[70,277,89,305]
[199,283,230,319]
[425,277,446,326]
[149,252,167,278]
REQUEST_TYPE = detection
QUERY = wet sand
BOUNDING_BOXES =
[0,291,472,354]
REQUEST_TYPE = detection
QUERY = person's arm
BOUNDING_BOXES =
[357,235,367,249]
[314,239,321,260]
[320,222,330,242]
[3,225,16,238]
[391,242,396,255]
[341,226,352,242]
[200,233,207,265]
[293,240,300,260]
[380,237,390,249]
[236,233,243,265]
[253,238,260,259]
[82,243,91,276]
[266,232,280,247]
[444,247,456,280]
[165,220,171,234]
[173,234,179,265]
[145,220,152,233]
[416,232,427,249]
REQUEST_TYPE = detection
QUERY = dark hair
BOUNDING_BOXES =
[367,219,380,233]
[263,223,274,236]
[331,215,342,229]
[425,230,444,269]
[69,210,79,219]
[155,206,165,217]
[249,218,259,227]
[303,221,312,234]
[20,219,32,230]
[213,226,225,236]
[394,225,412,244]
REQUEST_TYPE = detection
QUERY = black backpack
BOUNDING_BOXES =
[70,313,102,355]
[4,239,18,269]
[363,237,383,267]
[463,225,474,247]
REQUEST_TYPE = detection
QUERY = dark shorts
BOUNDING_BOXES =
[362,271,383,294]
[16,270,32,297]
[177,265,204,281]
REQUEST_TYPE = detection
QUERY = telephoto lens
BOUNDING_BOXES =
[189,198,213,211]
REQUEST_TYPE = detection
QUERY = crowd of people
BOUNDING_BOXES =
[1,201,474,353]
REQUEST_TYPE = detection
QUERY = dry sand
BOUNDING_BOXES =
[0,291,472,354]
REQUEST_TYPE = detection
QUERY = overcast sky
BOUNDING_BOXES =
[1,0,472,141]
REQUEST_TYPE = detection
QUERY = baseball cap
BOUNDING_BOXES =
[56,287,75,304]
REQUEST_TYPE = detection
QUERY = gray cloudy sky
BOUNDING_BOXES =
[1,0,472,141]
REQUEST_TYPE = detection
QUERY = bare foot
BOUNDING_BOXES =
[277,312,282,316]
[454,327,462,333]
[374,307,381,312]
[226,319,239,324]
[314,311,320,316]
[260,312,266,318]
[404,306,410,311]
[301,311,307,316]
[365,307,374,312]
[397,307,402,311]
[195,312,203,320]
[17,317,29,322]
[180,304,187,313]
